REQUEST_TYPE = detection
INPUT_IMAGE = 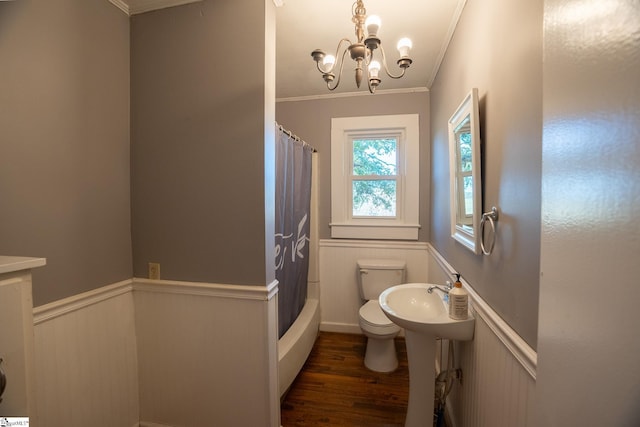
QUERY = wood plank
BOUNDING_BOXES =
[281,332,409,427]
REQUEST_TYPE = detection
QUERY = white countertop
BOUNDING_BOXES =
[0,256,47,275]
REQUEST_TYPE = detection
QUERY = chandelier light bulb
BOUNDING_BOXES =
[365,15,381,37]
[368,60,381,78]
[323,54,336,67]
[397,38,413,58]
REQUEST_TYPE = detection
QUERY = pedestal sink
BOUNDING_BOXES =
[379,283,475,427]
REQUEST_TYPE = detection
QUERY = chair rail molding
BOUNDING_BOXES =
[427,243,537,379]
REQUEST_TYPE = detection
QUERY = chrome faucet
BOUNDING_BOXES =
[427,281,453,295]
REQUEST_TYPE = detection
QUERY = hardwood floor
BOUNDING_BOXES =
[280,332,410,427]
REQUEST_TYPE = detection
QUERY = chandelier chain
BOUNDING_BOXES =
[352,0,367,43]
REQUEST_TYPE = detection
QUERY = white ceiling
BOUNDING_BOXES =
[113,0,465,99]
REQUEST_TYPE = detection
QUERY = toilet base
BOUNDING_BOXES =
[364,335,398,372]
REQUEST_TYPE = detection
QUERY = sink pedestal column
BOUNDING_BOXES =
[404,330,436,427]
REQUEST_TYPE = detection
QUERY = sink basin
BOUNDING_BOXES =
[379,283,474,341]
[379,283,476,426]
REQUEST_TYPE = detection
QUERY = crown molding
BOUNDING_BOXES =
[108,0,130,14]
[427,0,468,88]
[276,86,429,103]
[108,0,203,16]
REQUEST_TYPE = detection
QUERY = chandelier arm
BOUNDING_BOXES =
[327,38,353,73]
[379,45,407,79]
[315,38,352,74]
[326,47,350,91]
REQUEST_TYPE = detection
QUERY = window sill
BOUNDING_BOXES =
[330,223,420,240]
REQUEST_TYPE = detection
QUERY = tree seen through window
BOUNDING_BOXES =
[351,138,398,217]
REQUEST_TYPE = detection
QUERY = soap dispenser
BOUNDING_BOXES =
[448,274,469,320]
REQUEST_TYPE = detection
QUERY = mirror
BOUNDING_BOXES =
[448,88,482,254]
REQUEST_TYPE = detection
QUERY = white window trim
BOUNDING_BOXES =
[331,114,420,240]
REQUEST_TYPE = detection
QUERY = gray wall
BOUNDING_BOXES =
[429,0,542,348]
[536,0,640,424]
[0,0,132,306]
[276,91,431,242]
[131,0,275,286]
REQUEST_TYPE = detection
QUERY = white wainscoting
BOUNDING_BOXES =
[30,242,536,427]
[318,239,429,333]
[133,278,279,427]
[427,245,537,427]
[33,280,139,427]
[32,278,279,427]
[451,315,536,426]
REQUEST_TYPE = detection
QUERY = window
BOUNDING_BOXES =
[331,114,420,240]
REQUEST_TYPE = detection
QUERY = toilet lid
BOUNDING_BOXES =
[359,300,395,326]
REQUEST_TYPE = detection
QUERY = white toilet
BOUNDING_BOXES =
[357,258,406,372]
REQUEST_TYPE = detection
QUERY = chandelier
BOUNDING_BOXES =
[311,0,413,94]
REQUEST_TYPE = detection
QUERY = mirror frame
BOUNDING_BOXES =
[448,88,482,254]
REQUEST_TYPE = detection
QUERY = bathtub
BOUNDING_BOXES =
[278,282,320,397]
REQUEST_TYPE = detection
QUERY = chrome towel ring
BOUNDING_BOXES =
[480,207,499,255]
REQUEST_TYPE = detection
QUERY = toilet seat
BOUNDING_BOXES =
[359,300,401,335]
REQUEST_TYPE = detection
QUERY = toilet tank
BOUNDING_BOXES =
[357,259,406,301]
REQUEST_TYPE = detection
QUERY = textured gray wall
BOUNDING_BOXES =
[0,0,132,306]
[131,0,275,286]
[276,91,431,242]
[429,0,543,348]
[536,0,640,424]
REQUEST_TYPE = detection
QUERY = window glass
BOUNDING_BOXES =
[351,137,398,218]
[352,138,397,176]
[352,180,397,217]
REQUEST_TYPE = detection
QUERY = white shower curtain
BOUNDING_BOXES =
[275,126,313,339]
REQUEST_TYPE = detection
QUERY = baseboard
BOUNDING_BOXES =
[138,422,174,427]
[319,321,362,335]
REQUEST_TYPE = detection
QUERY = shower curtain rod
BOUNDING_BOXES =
[276,122,317,152]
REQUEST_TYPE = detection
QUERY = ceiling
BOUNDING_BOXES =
[113,0,465,99]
